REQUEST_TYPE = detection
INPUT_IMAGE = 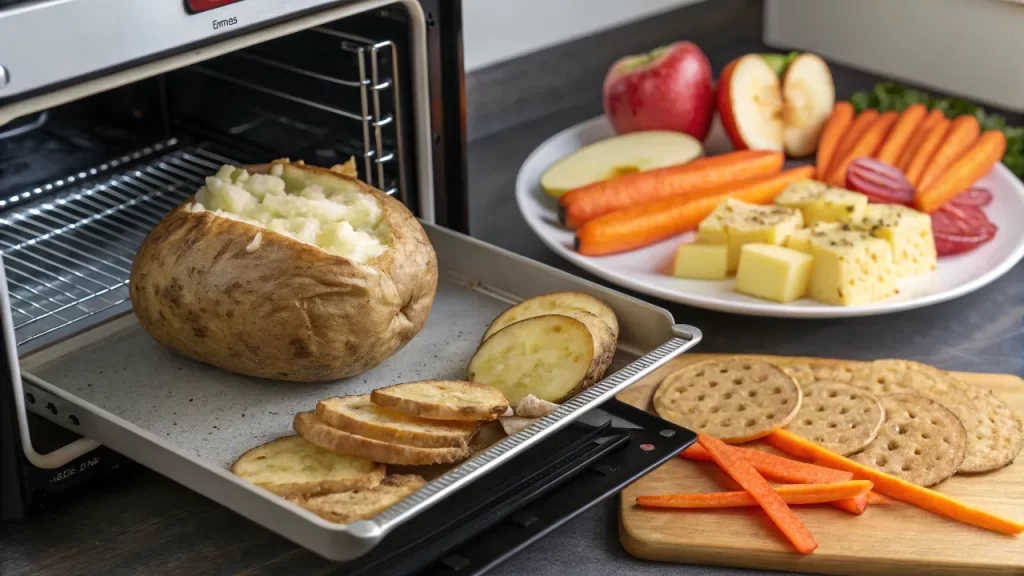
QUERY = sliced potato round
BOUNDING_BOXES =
[316,395,479,448]
[482,291,619,342]
[230,435,385,497]
[288,474,426,524]
[370,380,509,422]
[293,412,470,466]
[468,311,616,405]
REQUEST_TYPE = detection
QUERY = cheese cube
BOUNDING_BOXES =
[696,198,803,271]
[785,222,843,254]
[735,244,813,303]
[808,227,898,306]
[774,180,868,225]
[673,243,729,280]
[854,204,937,277]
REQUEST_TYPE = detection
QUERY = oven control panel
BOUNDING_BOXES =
[185,0,245,14]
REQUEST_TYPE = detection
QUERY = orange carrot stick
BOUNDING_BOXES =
[766,429,1024,535]
[827,109,879,176]
[917,115,982,190]
[828,111,899,186]
[558,150,784,228]
[698,434,818,554]
[574,165,815,256]
[636,480,874,509]
[816,101,854,177]
[897,108,946,171]
[915,130,1007,213]
[679,442,869,514]
[867,492,892,505]
[875,103,927,165]
[904,116,952,187]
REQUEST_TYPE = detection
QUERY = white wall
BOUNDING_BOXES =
[764,0,1024,112]
[462,0,703,72]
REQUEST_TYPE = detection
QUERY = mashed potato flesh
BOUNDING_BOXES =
[192,164,391,263]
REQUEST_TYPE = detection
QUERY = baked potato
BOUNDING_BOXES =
[130,159,438,382]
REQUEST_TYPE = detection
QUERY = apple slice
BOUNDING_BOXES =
[781,53,836,158]
[540,130,703,198]
[717,54,784,152]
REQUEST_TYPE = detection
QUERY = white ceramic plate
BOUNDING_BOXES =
[516,115,1024,318]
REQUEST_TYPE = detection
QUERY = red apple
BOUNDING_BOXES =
[717,54,784,152]
[602,41,715,141]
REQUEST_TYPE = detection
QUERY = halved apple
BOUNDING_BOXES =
[717,54,784,152]
[540,130,703,198]
[781,53,836,158]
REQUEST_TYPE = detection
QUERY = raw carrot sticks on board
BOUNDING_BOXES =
[915,130,1007,213]
[897,108,946,171]
[917,115,982,190]
[875,103,927,166]
[636,480,873,509]
[698,434,819,554]
[828,111,899,186]
[816,101,854,177]
[904,116,952,187]
[679,442,870,515]
[558,150,784,228]
[574,166,815,256]
[766,429,1024,536]
[827,109,879,176]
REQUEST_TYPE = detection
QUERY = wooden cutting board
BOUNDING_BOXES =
[616,354,1024,576]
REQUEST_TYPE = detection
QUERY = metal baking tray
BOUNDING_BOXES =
[9,210,700,562]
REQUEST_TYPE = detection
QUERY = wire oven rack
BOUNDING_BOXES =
[0,143,241,349]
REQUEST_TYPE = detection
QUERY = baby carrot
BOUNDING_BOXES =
[698,434,818,554]
[875,103,927,166]
[827,110,879,176]
[816,101,855,177]
[904,116,952,188]
[636,480,874,509]
[915,130,1007,213]
[767,429,1024,535]
[917,115,981,190]
[558,150,784,228]
[574,166,815,256]
[828,111,899,186]
[897,108,946,171]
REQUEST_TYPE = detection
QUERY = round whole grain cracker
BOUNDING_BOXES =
[778,360,866,387]
[862,359,1022,473]
[784,381,885,456]
[653,359,802,443]
[851,394,967,486]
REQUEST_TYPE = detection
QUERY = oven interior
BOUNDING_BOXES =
[0,6,420,354]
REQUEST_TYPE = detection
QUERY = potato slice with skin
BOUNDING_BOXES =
[482,292,619,342]
[288,474,426,524]
[294,412,470,465]
[370,380,509,422]
[230,435,385,497]
[316,395,479,449]
[468,311,616,405]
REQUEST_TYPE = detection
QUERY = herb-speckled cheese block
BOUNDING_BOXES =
[696,198,803,272]
[854,204,937,277]
[785,222,843,254]
[774,180,868,225]
[808,227,898,306]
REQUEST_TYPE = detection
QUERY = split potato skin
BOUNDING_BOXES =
[130,160,438,382]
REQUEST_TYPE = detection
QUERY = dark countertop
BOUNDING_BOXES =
[5,47,1024,576]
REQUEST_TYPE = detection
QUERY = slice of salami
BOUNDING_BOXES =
[846,157,914,205]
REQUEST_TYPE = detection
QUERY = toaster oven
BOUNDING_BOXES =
[0,1,701,572]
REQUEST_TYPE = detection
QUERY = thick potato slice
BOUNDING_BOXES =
[316,395,479,448]
[288,474,426,524]
[230,435,385,497]
[482,292,619,342]
[468,311,616,405]
[294,412,470,466]
[370,380,509,422]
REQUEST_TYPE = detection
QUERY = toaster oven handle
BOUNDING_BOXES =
[0,257,102,469]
